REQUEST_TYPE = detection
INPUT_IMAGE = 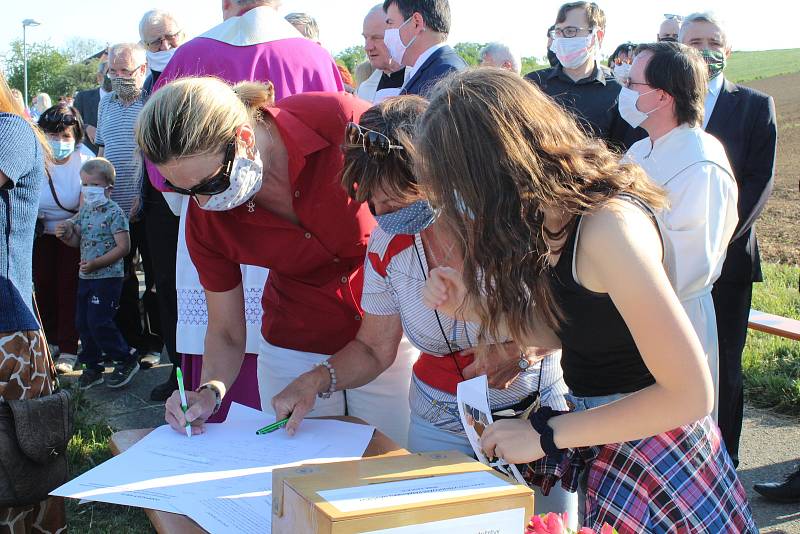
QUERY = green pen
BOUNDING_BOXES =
[256,417,289,435]
[176,367,191,438]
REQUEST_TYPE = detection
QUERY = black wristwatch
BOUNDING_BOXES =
[197,383,223,415]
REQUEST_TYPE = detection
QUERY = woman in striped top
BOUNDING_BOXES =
[271,95,576,522]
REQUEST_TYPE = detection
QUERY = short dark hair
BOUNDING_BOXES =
[341,95,429,204]
[556,2,606,31]
[38,103,85,146]
[383,0,451,35]
[635,41,708,127]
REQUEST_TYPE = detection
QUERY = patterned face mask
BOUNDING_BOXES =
[196,149,264,212]
[701,49,727,79]
[110,76,142,101]
[373,200,437,235]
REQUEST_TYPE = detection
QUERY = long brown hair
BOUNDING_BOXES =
[0,73,52,162]
[414,68,666,344]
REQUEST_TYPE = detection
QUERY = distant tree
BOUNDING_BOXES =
[51,60,102,97]
[454,42,486,66]
[335,45,367,75]
[521,56,548,75]
[4,40,71,104]
[61,37,106,64]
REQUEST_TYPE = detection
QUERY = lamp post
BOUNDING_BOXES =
[22,19,41,111]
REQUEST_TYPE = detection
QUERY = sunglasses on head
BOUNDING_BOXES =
[40,110,79,129]
[164,141,236,196]
[344,122,405,158]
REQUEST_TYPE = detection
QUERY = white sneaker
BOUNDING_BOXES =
[55,353,77,374]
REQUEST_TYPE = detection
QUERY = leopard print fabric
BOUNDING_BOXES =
[0,330,65,534]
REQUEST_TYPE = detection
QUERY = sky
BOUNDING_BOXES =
[1,0,799,67]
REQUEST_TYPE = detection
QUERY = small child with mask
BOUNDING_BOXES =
[55,157,140,390]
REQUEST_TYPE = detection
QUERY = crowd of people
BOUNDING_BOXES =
[0,0,789,531]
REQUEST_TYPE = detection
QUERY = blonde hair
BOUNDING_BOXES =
[82,157,116,186]
[135,77,274,164]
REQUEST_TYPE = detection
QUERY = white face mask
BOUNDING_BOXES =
[383,17,417,66]
[196,149,264,212]
[612,63,632,81]
[82,185,108,207]
[146,48,177,72]
[618,86,664,129]
[550,32,597,69]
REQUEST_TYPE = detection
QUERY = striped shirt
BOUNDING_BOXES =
[362,228,568,432]
[95,93,144,215]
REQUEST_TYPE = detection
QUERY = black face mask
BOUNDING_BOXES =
[547,49,560,67]
[658,36,678,43]
[102,74,113,92]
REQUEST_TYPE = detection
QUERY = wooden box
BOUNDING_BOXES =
[272,451,534,533]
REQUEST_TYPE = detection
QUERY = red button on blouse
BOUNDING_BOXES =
[186,92,375,355]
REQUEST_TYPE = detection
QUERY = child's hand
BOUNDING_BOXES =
[55,221,73,240]
[79,259,97,274]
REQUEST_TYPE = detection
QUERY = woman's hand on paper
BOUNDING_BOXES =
[422,267,469,319]
[480,419,544,465]
[271,367,329,436]
[165,389,215,435]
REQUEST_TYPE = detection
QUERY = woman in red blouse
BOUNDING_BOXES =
[136,78,415,438]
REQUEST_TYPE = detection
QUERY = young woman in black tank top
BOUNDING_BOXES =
[416,69,756,532]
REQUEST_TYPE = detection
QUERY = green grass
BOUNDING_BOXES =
[722,49,800,83]
[742,263,800,416]
[66,386,154,533]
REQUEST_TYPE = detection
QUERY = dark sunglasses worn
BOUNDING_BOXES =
[164,141,236,196]
[344,122,405,158]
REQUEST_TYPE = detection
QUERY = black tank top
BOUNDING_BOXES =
[549,196,658,397]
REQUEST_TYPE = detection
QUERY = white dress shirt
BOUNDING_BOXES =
[703,73,725,129]
[626,124,738,420]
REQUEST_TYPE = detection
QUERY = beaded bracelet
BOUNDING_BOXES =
[317,360,337,399]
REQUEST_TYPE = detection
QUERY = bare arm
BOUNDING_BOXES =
[90,231,130,268]
[481,202,712,462]
[55,220,81,248]
[164,283,247,434]
[272,313,404,434]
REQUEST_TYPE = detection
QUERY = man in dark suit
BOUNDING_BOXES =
[382,0,465,98]
[682,12,777,467]
[72,61,109,154]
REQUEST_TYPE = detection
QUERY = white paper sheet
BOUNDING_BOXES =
[456,376,526,484]
[52,404,374,532]
[363,507,526,534]
[318,471,512,513]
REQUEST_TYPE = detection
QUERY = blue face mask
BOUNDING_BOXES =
[49,139,75,160]
[374,200,438,235]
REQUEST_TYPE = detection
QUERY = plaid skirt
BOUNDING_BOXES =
[525,416,756,533]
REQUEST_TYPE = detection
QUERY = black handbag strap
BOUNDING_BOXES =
[47,176,77,215]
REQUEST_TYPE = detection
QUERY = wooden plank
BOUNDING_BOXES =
[748,309,800,341]
[109,417,407,534]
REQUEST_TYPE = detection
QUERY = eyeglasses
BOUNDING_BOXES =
[143,31,183,52]
[164,141,236,196]
[663,13,684,21]
[344,122,405,158]
[549,26,591,38]
[109,66,144,78]
[621,78,650,89]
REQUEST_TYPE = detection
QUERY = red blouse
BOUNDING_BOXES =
[186,92,375,355]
